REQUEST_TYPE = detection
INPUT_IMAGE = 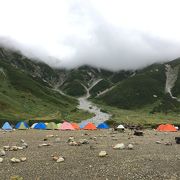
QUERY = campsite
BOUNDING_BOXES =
[0,122,179,180]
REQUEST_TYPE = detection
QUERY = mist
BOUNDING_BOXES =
[1,0,180,71]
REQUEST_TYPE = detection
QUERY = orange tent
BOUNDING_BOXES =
[156,124,177,132]
[83,122,97,130]
[71,123,80,130]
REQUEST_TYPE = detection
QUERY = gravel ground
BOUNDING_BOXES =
[0,129,180,180]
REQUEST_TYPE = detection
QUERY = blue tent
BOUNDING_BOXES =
[34,122,46,129]
[15,121,29,129]
[79,121,88,129]
[97,122,109,129]
[2,122,13,130]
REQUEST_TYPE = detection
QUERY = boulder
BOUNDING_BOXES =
[10,158,21,163]
[113,143,125,150]
[0,149,6,156]
[0,158,3,163]
[56,157,65,163]
[99,151,107,157]
[127,144,134,150]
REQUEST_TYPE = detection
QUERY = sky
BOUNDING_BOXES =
[0,0,180,71]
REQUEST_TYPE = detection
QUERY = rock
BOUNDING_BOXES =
[164,142,172,146]
[56,157,64,163]
[93,137,97,140]
[67,137,74,142]
[46,135,54,138]
[38,143,51,147]
[10,146,18,151]
[113,143,125,150]
[20,157,27,162]
[52,156,59,161]
[99,151,107,157]
[0,158,3,163]
[156,141,161,144]
[10,158,21,163]
[22,143,28,148]
[3,146,10,151]
[20,139,25,143]
[79,139,89,144]
[17,147,24,150]
[55,138,61,143]
[0,149,6,156]
[127,144,134,150]
[10,175,23,180]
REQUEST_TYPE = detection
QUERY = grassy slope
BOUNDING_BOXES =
[96,63,166,109]
[0,57,93,122]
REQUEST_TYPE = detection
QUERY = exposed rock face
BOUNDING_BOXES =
[165,64,180,101]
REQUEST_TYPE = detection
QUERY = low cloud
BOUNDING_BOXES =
[0,0,180,71]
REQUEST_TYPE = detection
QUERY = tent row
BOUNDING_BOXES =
[1,121,113,130]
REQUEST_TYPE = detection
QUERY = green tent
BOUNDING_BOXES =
[46,122,58,130]
[57,123,62,129]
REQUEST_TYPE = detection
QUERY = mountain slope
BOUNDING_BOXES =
[0,47,90,121]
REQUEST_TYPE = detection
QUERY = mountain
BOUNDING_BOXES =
[1,45,180,121]
[0,47,91,121]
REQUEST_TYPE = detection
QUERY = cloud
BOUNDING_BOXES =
[0,0,180,70]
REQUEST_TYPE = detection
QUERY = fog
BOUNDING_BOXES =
[0,0,180,70]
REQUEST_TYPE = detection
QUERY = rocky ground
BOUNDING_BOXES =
[0,129,179,180]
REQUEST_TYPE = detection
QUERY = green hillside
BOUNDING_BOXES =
[0,47,92,121]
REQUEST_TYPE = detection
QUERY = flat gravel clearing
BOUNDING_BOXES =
[0,129,179,180]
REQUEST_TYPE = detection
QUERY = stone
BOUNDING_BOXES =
[0,158,3,163]
[113,143,125,150]
[52,156,59,161]
[10,175,23,180]
[0,149,6,156]
[10,158,21,163]
[3,146,10,151]
[79,139,89,144]
[156,141,161,144]
[17,147,24,150]
[56,157,64,163]
[38,143,51,147]
[46,135,54,138]
[67,137,74,142]
[20,157,27,162]
[20,139,25,143]
[10,146,18,151]
[127,144,134,150]
[99,151,107,157]
[22,143,28,148]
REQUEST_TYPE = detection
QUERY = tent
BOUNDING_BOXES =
[46,122,58,130]
[15,121,29,130]
[97,122,109,129]
[83,122,97,130]
[117,125,125,129]
[57,123,62,128]
[79,121,88,129]
[71,123,80,130]
[2,122,12,130]
[31,123,38,129]
[156,124,177,132]
[34,122,46,130]
[59,122,75,130]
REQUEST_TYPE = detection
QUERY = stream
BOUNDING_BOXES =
[77,96,111,126]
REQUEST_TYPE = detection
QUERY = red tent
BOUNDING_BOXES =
[156,124,177,132]
[83,122,97,130]
[71,123,80,130]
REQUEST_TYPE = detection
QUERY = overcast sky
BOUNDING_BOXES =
[0,0,180,70]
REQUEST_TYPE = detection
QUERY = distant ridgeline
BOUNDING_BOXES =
[0,46,180,120]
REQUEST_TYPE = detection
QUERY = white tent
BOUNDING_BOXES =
[117,125,125,129]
